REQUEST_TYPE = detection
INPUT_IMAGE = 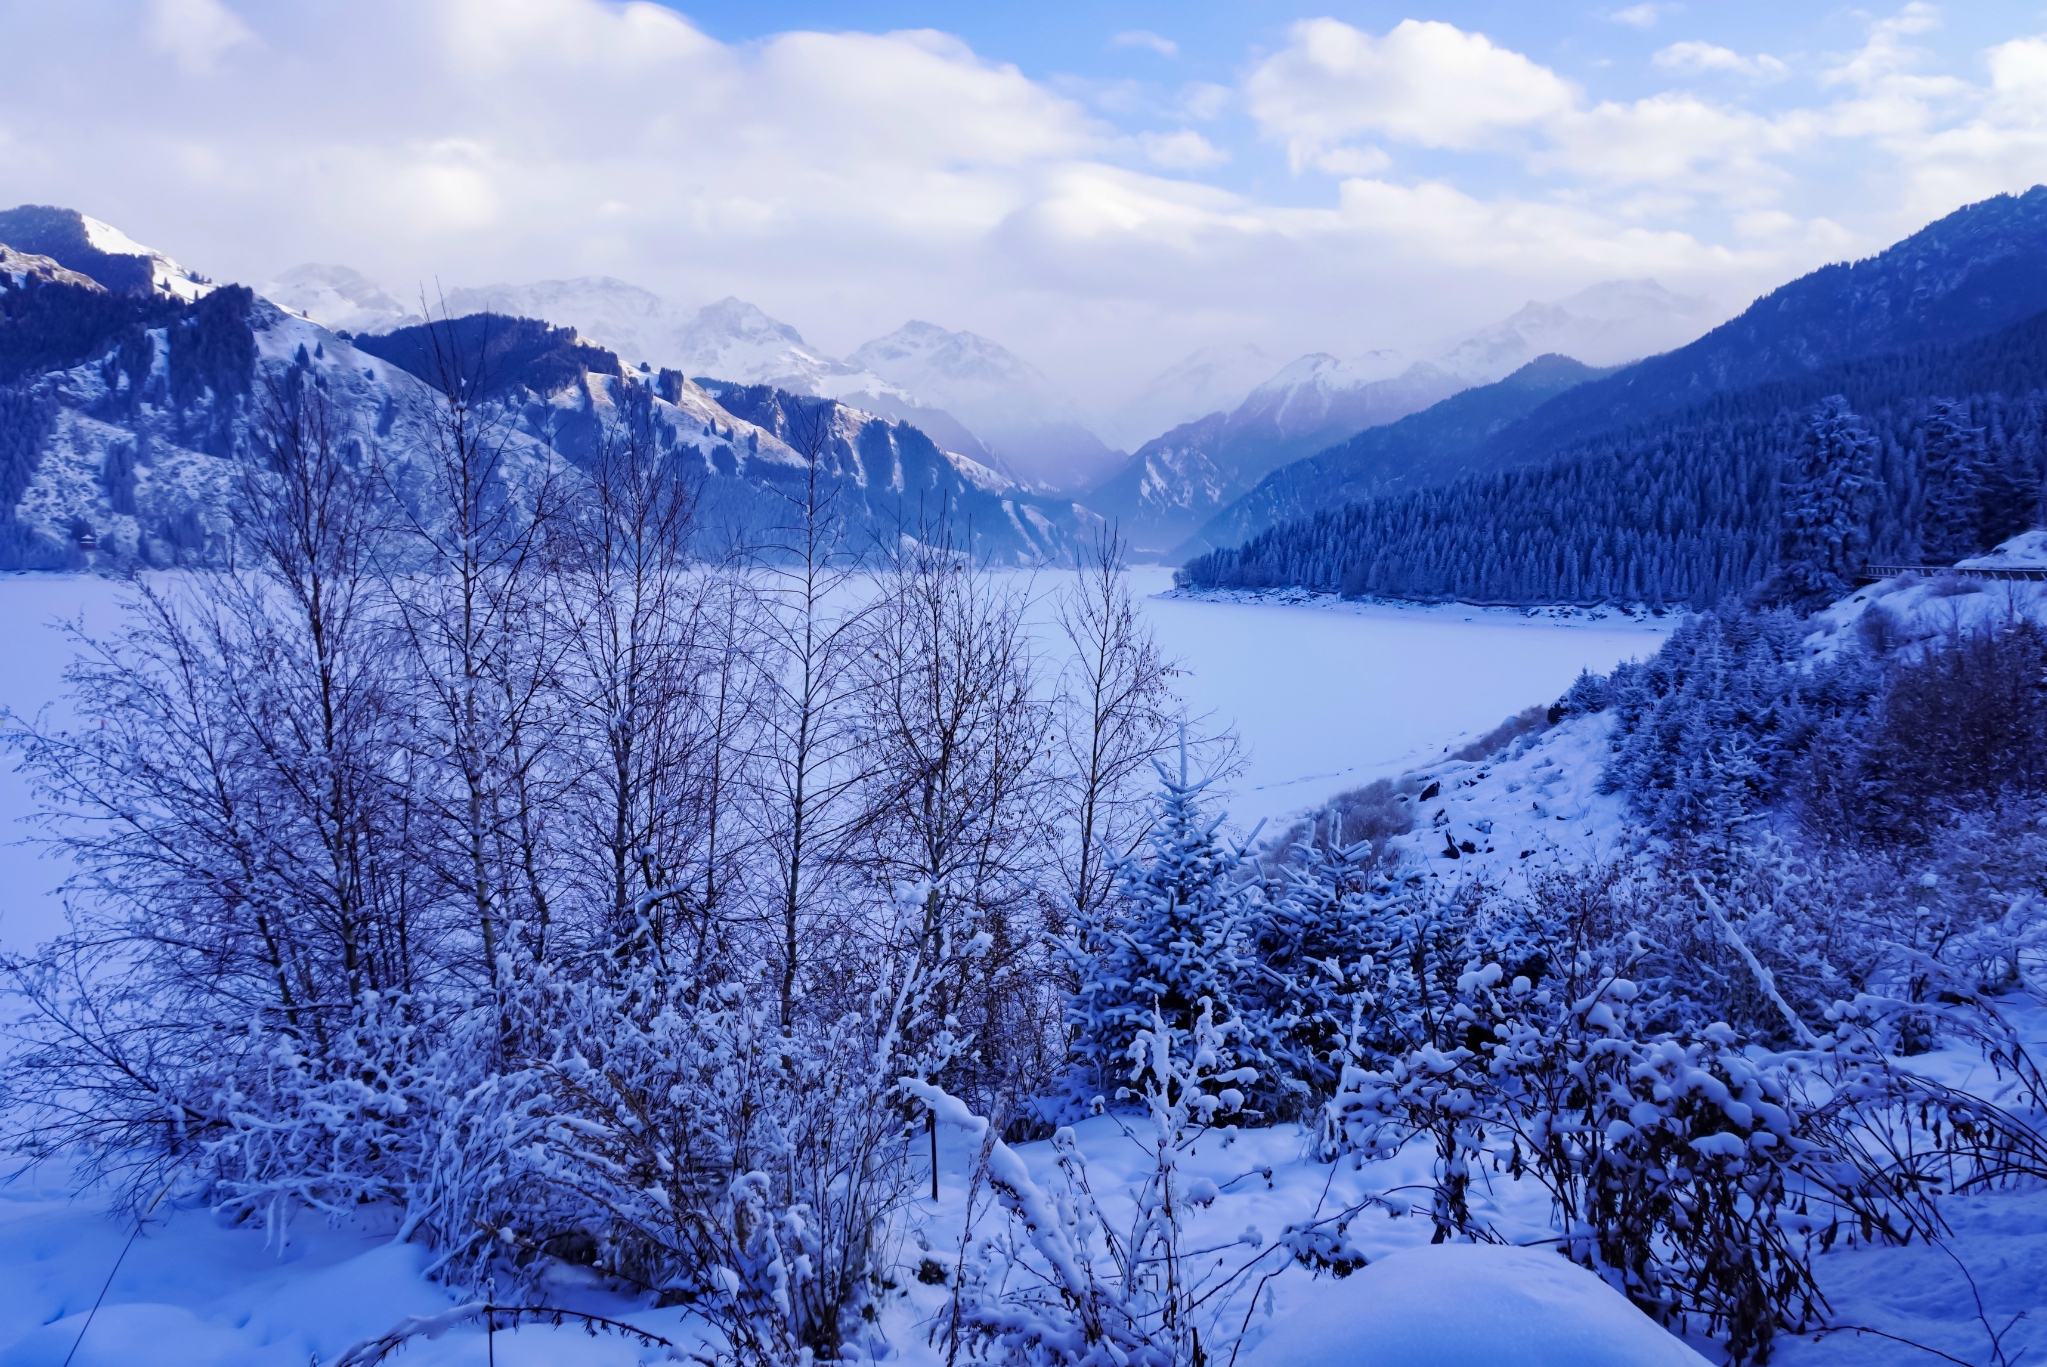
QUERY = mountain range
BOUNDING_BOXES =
[262,259,1719,510]
[1182,184,2047,606]
[0,209,1097,569]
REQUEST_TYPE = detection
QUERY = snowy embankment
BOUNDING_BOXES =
[0,565,2040,1366]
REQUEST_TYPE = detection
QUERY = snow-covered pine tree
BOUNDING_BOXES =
[1772,394,1881,604]
[1918,397,1987,563]
[1234,822,1378,1117]
[1063,746,1261,1105]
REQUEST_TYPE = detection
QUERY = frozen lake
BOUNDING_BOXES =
[0,570,1674,953]
[1122,568,1673,828]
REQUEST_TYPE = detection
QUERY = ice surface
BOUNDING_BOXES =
[1250,1243,1711,1367]
[1131,570,1674,828]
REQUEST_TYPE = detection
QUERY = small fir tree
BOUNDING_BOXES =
[1064,745,1258,1102]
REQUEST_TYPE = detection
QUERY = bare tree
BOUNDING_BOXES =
[748,405,878,1025]
[854,512,1058,1114]
[1051,527,1182,928]
[549,378,753,962]
[379,309,569,984]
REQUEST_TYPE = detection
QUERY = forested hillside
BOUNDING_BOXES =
[1183,302,2047,604]
[1180,354,1606,558]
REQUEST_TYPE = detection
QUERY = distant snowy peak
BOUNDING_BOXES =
[850,320,1056,400]
[438,276,702,372]
[1239,353,1449,440]
[847,320,1122,491]
[1105,342,1277,451]
[0,204,214,301]
[261,263,421,335]
[848,320,1092,430]
[676,296,858,391]
[1438,279,1719,383]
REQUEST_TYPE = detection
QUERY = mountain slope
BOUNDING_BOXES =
[0,222,1097,571]
[1181,354,1609,558]
[358,314,1094,565]
[0,205,213,302]
[1181,301,2047,606]
[1465,186,2047,476]
[1084,358,1466,555]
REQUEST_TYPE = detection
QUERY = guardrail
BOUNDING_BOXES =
[1857,563,2047,583]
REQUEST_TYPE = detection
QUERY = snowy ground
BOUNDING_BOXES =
[0,570,2038,1367]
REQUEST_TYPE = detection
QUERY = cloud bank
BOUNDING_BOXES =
[1,1,2045,409]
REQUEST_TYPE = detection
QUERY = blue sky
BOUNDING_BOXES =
[5,1,2047,407]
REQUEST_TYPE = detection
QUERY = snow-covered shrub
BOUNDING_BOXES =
[1232,829,1382,1118]
[1601,605,1879,844]
[1324,927,1825,1365]
[914,999,1264,1367]
[510,940,958,1365]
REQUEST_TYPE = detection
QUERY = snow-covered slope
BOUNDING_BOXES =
[849,320,1122,492]
[1437,279,1720,383]
[1,244,103,293]
[0,204,213,301]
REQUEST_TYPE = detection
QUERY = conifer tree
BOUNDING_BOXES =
[1063,745,1257,1099]
[1772,394,1880,604]
[1919,397,1986,563]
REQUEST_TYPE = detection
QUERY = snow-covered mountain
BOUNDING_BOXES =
[849,321,1123,493]
[0,204,213,302]
[1103,342,1280,452]
[1437,279,1719,383]
[1083,356,1466,556]
[259,262,420,335]
[0,211,1098,569]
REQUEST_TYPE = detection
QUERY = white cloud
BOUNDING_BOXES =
[1138,129,1228,170]
[1245,18,1578,164]
[145,0,254,74]
[6,0,2044,409]
[1609,3,1681,30]
[1110,30,1178,60]
[1652,41,1789,82]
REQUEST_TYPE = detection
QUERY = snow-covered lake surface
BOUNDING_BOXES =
[1125,568,1673,827]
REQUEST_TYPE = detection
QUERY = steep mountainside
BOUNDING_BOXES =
[357,315,1093,565]
[0,222,1096,570]
[1083,358,1465,555]
[266,270,1020,477]
[0,205,213,302]
[1463,187,2047,476]
[1181,354,1608,558]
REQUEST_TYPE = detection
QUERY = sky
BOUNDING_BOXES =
[6,0,2047,410]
